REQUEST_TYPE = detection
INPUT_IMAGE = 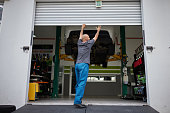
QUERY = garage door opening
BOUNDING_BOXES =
[27,25,147,106]
[27,0,146,105]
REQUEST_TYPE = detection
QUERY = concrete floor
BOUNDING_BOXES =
[28,96,147,106]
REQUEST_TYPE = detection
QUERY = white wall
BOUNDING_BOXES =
[142,0,170,113]
[0,0,35,109]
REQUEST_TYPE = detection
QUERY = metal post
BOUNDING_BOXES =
[52,26,61,98]
[120,26,127,97]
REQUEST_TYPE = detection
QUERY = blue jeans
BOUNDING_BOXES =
[74,63,89,104]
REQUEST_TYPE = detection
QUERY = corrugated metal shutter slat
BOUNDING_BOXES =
[35,1,141,26]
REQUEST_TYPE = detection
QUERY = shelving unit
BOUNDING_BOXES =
[29,45,54,99]
[132,43,146,102]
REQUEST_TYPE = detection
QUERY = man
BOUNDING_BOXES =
[74,24,101,108]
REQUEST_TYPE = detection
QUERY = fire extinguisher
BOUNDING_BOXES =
[123,67,128,84]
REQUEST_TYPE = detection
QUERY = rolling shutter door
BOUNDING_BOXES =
[35,1,141,26]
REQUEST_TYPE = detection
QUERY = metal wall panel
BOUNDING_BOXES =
[35,1,141,25]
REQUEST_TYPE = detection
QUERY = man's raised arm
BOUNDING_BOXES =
[79,24,86,40]
[93,26,101,41]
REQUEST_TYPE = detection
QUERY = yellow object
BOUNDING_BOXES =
[59,42,74,61]
[108,54,121,62]
[35,83,40,92]
[28,83,39,101]
[59,54,74,61]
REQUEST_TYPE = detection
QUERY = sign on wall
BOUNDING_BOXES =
[96,0,102,8]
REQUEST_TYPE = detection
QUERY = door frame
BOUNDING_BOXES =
[26,0,149,105]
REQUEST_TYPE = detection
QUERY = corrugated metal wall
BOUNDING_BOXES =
[35,1,141,26]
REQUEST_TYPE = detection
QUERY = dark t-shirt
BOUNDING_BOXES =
[76,39,95,64]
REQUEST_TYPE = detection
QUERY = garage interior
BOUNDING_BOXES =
[28,25,146,106]
[27,1,146,105]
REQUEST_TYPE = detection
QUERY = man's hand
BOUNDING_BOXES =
[96,26,101,31]
[82,24,86,29]
[93,25,101,41]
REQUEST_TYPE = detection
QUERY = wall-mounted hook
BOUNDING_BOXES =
[146,46,155,52]
[21,46,29,53]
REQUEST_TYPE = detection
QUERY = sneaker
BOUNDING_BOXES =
[74,104,86,108]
